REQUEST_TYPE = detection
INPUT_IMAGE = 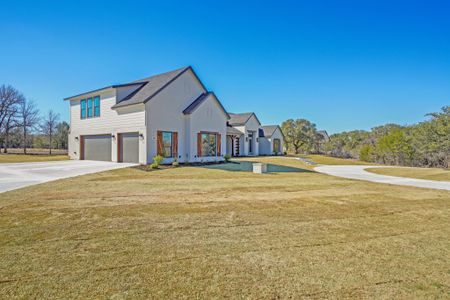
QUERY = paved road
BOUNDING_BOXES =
[314,165,450,191]
[0,160,137,193]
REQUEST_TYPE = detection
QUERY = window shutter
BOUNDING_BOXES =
[217,133,221,156]
[157,131,163,156]
[173,132,178,158]
[197,133,202,157]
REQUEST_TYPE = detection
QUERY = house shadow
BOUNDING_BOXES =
[202,160,315,173]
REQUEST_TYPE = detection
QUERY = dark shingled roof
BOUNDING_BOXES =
[112,67,191,108]
[64,66,199,106]
[228,112,261,126]
[260,125,281,137]
[64,66,231,119]
[183,92,230,118]
[183,92,210,114]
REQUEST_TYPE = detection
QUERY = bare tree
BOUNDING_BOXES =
[41,110,60,154]
[19,99,40,154]
[54,121,69,149]
[0,85,24,152]
[3,107,20,153]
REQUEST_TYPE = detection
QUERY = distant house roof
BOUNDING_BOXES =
[228,112,261,126]
[183,92,230,119]
[260,125,283,138]
[64,66,208,109]
[317,130,330,141]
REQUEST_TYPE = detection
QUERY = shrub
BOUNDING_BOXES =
[359,144,374,162]
[151,155,164,169]
[224,154,231,162]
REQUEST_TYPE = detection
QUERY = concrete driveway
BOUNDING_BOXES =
[0,160,137,193]
[314,165,450,191]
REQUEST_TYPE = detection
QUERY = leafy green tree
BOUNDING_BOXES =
[281,119,317,154]
[359,144,375,162]
[375,129,414,165]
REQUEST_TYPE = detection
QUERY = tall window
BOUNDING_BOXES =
[80,95,100,119]
[201,133,217,156]
[94,96,100,117]
[273,138,281,153]
[87,98,93,118]
[80,99,86,119]
[162,131,173,158]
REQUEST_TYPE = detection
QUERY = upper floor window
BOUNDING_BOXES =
[94,96,100,117]
[87,98,93,118]
[80,95,100,119]
[80,99,86,119]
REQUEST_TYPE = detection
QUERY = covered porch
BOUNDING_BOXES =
[226,126,243,157]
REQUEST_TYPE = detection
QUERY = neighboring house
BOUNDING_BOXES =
[65,66,229,164]
[317,130,330,142]
[259,125,284,155]
[226,112,262,156]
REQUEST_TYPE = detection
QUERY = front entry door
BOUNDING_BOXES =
[248,132,253,155]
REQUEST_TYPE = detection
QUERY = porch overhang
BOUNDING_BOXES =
[226,127,243,136]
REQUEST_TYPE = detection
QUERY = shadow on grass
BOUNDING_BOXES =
[202,161,315,173]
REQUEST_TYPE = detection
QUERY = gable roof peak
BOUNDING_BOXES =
[183,92,230,119]
[112,66,204,109]
[260,125,280,137]
[228,112,261,126]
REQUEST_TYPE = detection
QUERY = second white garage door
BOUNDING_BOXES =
[119,132,139,163]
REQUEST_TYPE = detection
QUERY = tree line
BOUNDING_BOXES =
[281,106,449,168]
[0,84,69,154]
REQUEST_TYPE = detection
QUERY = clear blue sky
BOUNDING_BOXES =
[1,0,449,133]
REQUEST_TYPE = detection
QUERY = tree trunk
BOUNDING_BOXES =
[49,134,52,155]
[23,128,27,154]
[4,131,8,154]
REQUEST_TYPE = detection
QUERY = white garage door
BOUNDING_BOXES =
[119,132,139,163]
[81,135,112,161]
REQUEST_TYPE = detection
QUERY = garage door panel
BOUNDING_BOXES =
[82,135,112,161]
[120,132,139,163]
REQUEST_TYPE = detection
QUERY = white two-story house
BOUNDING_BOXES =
[65,66,229,164]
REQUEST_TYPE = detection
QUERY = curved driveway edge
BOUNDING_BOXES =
[0,160,137,193]
[314,165,450,191]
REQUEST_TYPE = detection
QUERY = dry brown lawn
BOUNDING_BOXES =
[303,154,376,166]
[0,157,449,298]
[0,154,68,163]
[367,166,450,182]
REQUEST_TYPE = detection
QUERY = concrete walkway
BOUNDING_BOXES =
[314,165,450,191]
[0,160,137,193]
